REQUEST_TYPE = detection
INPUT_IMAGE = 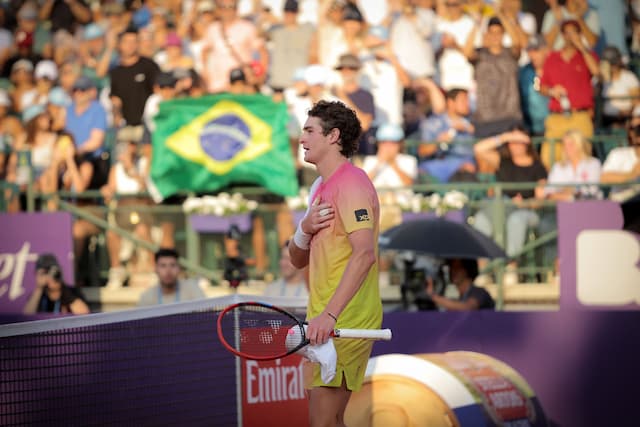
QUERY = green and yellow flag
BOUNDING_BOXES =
[150,94,298,201]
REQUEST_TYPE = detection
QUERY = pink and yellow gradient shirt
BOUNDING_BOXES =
[306,162,383,390]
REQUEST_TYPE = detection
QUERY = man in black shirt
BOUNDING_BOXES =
[109,27,160,127]
[426,258,495,310]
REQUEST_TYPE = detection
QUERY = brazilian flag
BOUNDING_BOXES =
[150,93,299,201]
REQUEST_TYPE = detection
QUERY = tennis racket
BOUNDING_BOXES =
[216,301,392,361]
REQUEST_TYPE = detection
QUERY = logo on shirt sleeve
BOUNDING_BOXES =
[354,209,370,222]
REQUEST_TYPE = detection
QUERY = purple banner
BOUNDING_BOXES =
[0,212,74,313]
[558,201,640,310]
[190,213,252,233]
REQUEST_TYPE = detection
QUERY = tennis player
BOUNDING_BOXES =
[289,100,383,427]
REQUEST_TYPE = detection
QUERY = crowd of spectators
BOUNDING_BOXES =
[1,0,640,288]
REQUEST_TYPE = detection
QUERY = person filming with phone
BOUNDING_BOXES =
[24,253,90,315]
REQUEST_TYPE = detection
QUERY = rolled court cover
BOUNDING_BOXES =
[345,352,549,427]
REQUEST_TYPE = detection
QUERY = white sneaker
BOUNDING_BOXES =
[502,268,519,286]
[106,266,127,289]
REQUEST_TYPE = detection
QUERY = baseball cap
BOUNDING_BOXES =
[560,19,581,33]
[83,23,105,40]
[369,25,389,42]
[72,75,96,91]
[48,87,72,107]
[18,5,38,20]
[22,104,46,123]
[376,123,404,142]
[292,67,306,82]
[132,7,152,28]
[35,253,60,272]
[11,59,34,74]
[34,60,58,81]
[284,0,299,12]
[165,32,182,48]
[229,67,246,83]
[342,3,364,22]
[602,46,623,66]
[526,34,546,51]
[304,65,329,86]
[335,53,361,70]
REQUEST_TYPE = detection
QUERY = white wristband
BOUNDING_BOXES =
[293,224,311,250]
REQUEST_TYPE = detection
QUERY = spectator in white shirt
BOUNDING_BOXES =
[601,117,640,187]
[435,0,476,90]
[541,0,600,50]
[600,46,640,128]
[362,123,417,208]
[361,25,410,128]
[544,129,602,200]
[389,1,437,80]
[142,72,178,134]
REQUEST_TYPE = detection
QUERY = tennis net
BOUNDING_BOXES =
[0,294,308,427]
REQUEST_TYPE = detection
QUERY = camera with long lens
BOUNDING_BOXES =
[399,254,445,311]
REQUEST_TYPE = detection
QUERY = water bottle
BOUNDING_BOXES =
[15,150,32,186]
[560,94,571,115]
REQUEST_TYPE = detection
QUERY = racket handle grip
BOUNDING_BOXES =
[333,328,393,341]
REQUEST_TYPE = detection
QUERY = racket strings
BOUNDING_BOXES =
[219,306,302,358]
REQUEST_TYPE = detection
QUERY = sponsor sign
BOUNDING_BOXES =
[0,212,74,313]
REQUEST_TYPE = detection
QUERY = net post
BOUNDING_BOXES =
[234,306,243,427]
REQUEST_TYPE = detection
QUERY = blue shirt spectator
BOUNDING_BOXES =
[65,76,107,158]
[518,35,550,136]
[417,88,476,183]
[519,64,549,136]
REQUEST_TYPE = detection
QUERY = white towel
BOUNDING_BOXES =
[299,339,337,384]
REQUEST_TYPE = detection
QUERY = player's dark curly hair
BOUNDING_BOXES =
[307,100,362,158]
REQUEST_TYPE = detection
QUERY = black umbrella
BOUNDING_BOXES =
[379,217,506,259]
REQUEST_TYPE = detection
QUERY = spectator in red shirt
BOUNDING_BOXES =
[539,19,599,170]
